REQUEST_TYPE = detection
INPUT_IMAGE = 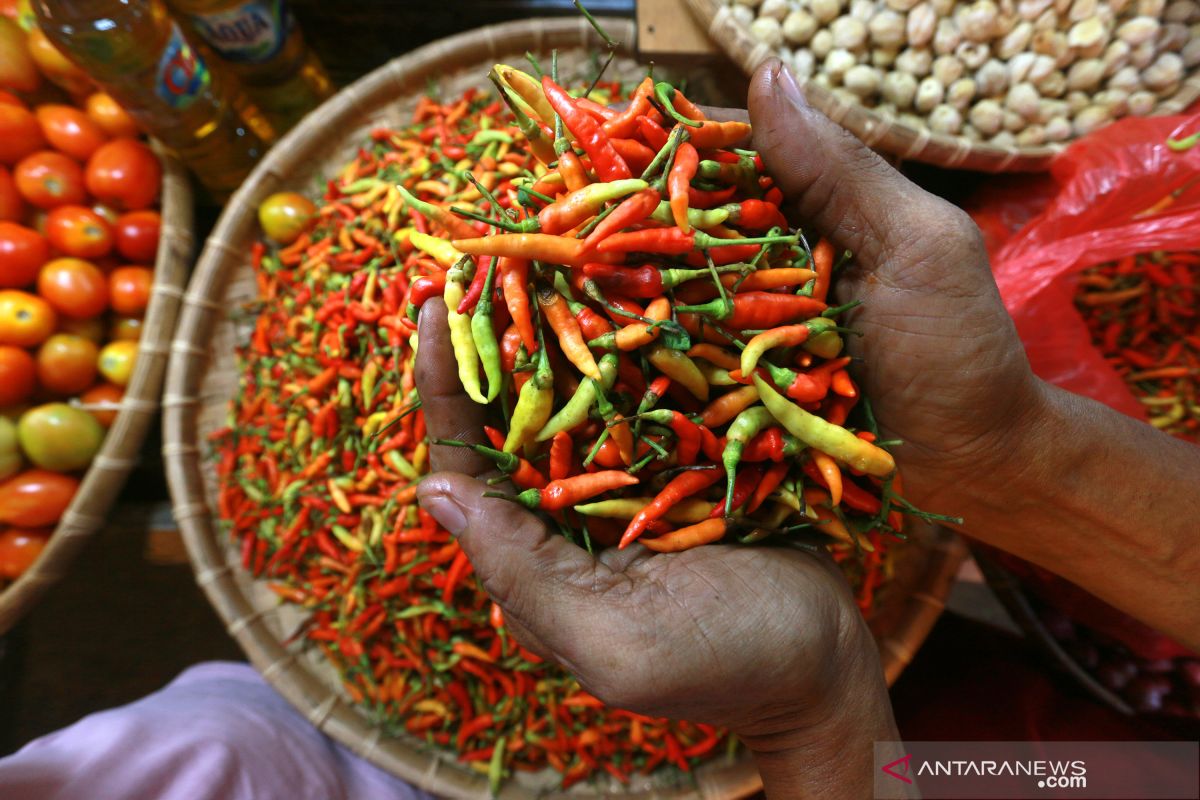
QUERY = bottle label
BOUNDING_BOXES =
[156,23,212,110]
[190,1,292,64]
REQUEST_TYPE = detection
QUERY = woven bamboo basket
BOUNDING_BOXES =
[163,18,966,798]
[683,0,1200,173]
[0,142,193,635]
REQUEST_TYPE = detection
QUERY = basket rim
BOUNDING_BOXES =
[683,0,1200,173]
[163,16,964,798]
[0,140,193,636]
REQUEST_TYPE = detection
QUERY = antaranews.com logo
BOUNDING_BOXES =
[873,741,1197,799]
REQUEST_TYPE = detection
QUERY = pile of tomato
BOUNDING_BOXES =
[0,13,162,587]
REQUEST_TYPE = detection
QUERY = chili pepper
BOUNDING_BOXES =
[646,344,709,400]
[687,120,753,149]
[499,470,639,511]
[538,286,602,380]
[741,319,842,375]
[641,518,727,553]
[809,448,843,505]
[398,185,479,240]
[538,179,648,235]
[726,199,788,231]
[556,149,590,192]
[700,384,760,428]
[711,463,764,517]
[811,238,835,303]
[504,332,554,453]
[453,233,586,266]
[721,406,774,511]
[752,375,895,477]
[678,292,827,329]
[457,254,492,314]
[581,188,660,252]
[471,256,503,401]
[497,257,537,354]
[588,296,672,350]
[747,461,789,513]
[610,138,656,174]
[619,467,721,549]
[444,263,488,404]
[537,352,617,441]
[597,228,796,255]
[409,230,465,268]
[625,409,703,465]
[602,77,654,138]
[637,116,669,150]
[541,76,632,181]
[574,497,713,524]
[668,142,700,232]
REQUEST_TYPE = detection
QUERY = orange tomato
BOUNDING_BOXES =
[0,468,78,527]
[0,527,50,580]
[14,150,85,209]
[113,209,159,263]
[25,28,91,96]
[107,265,152,316]
[44,205,113,259]
[84,93,139,139]
[0,17,39,95]
[0,344,35,406]
[0,164,22,220]
[37,257,107,319]
[0,102,45,165]
[35,104,109,162]
[258,191,317,244]
[35,332,97,395]
[0,289,54,346]
[0,221,48,288]
[80,382,122,426]
[97,339,136,386]
[109,315,141,341]
[85,139,160,210]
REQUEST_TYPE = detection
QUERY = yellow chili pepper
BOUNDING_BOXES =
[444,265,487,404]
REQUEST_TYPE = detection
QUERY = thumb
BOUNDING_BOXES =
[748,58,981,276]
[416,472,599,653]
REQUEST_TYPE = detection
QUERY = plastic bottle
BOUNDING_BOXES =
[32,0,276,198]
[166,0,332,132]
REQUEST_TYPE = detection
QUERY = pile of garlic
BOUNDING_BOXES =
[731,0,1197,147]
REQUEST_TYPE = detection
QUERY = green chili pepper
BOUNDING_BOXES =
[721,406,774,512]
[471,257,503,402]
[535,352,617,441]
[654,81,702,128]
[503,331,554,453]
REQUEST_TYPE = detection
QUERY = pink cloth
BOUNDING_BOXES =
[0,662,432,800]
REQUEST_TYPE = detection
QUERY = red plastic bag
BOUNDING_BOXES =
[988,112,1200,420]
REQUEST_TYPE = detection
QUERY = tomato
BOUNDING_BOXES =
[0,17,39,95]
[85,139,160,210]
[35,333,97,395]
[25,28,91,96]
[0,165,22,220]
[258,191,317,245]
[35,105,108,163]
[0,221,48,288]
[37,257,108,319]
[17,402,103,470]
[0,415,21,480]
[14,150,85,209]
[113,209,159,262]
[0,527,50,580]
[107,265,152,316]
[0,345,34,406]
[58,314,104,342]
[0,468,78,526]
[80,382,122,427]
[97,339,136,386]
[84,92,140,139]
[0,102,44,165]
[0,289,54,346]
[44,205,113,260]
[91,201,118,226]
[109,315,142,341]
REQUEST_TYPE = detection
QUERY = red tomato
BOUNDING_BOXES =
[85,139,160,210]
[44,205,113,259]
[84,93,140,139]
[35,105,109,162]
[0,221,48,288]
[0,90,23,106]
[0,165,22,221]
[0,468,78,527]
[0,527,50,580]
[80,382,122,427]
[91,201,119,226]
[14,150,86,209]
[37,257,108,319]
[0,289,55,346]
[113,209,159,262]
[35,333,98,395]
[0,103,45,166]
[107,265,152,316]
[0,345,35,406]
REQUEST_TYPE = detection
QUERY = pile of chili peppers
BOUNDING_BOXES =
[213,56,918,792]
[1075,251,1199,441]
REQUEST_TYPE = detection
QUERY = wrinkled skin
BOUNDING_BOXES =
[416,59,1037,795]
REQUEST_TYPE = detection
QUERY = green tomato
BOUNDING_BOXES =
[0,416,21,480]
[17,402,104,471]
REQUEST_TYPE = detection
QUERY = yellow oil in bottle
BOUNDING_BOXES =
[33,0,276,199]
[165,0,332,132]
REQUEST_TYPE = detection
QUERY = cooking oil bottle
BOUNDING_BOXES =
[166,0,332,132]
[32,0,276,199]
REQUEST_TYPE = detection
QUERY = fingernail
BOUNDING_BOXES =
[420,492,468,535]
[775,61,803,109]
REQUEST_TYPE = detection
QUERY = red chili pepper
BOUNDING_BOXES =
[541,76,632,181]
[620,467,721,549]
